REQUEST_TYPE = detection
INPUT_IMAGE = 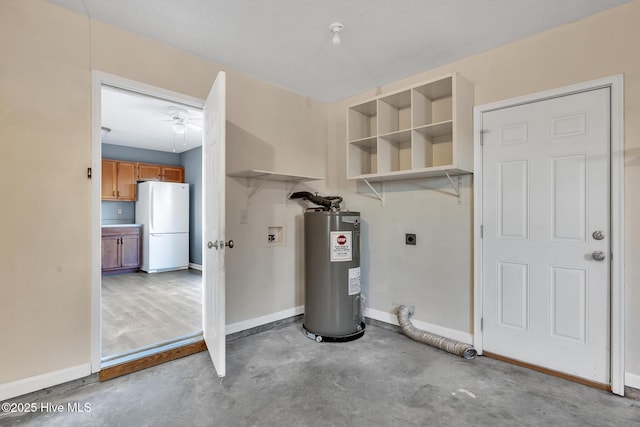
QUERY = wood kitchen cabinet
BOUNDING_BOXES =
[137,162,184,183]
[101,226,141,275]
[102,159,137,201]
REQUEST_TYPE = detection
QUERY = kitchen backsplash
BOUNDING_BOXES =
[102,201,135,225]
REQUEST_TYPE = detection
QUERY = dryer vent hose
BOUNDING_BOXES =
[289,191,343,210]
[396,305,477,360]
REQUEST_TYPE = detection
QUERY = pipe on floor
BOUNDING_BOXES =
[396,305,477,360]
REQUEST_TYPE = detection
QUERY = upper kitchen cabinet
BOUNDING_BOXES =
[136,163,162,181]
[159,165,184,183]
[346,72,474,182]
[102,159,137,201]
[137,163,184,183]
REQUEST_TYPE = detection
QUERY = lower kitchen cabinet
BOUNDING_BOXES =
[101,226,141,275]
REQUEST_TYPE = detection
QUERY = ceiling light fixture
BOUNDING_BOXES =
[329,23,344,45]
[172,122,186,134]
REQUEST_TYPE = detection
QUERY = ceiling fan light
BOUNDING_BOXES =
[172,122,186,134]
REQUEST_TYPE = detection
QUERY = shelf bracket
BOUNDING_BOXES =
[247,176,269,199]
[444,171,462,201]
[363,179,384,206]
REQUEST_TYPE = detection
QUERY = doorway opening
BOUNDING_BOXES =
[92,76,206,369]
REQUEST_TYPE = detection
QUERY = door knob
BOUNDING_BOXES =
[592,230,605,240]
[592,251,606,261]
[207,241,219,250]
[225,240,234,249]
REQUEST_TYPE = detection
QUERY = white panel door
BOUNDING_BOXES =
[202,71,226,377]
[481,88,610,383]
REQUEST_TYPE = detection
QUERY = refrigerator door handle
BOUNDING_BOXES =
[150,186,154,231]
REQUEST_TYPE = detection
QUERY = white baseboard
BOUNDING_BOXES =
[225,306,304,335]
[189,263,202,271]
[0,363,91,402]
[625,372,640,389]
[365,307,473,344]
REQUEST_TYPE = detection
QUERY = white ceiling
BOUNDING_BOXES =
[101,87,202,154]
[51,0,631,153]
[48,0,630,103]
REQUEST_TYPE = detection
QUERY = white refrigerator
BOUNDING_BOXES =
[136,181,190,273]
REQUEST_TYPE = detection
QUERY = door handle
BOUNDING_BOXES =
[207,240,233,249]
[592,251,606,261]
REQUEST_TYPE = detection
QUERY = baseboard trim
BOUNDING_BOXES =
[189,263,202,271]
[625,372,640,389]
[365,308,473,344]
[226,306,304,335]
[0,363,91,402]
[484,351,611,392]
[99,340,207,382]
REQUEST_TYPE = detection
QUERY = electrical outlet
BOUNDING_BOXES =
[405,233,416,245]
[117,208,122,215]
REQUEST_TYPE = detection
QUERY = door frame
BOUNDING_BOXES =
[90,71,205,372]
[473,75,625,395]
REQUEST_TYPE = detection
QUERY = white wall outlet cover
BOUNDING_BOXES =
[267,226,285,246]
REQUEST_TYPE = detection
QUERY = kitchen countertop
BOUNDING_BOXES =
[101,224,142,228]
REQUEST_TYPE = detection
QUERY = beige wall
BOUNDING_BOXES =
[1,0,327,385]
[327,0,640,377]
[3,0,639,392]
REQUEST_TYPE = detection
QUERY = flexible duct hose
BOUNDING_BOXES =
[397,305,477,360]
[289,191,343,210]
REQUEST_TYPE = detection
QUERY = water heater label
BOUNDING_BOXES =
[348,267,361,295]
[330,231,352,262]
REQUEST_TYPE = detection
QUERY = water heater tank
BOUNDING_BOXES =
[302,211,365,342]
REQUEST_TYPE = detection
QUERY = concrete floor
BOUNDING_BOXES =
[2,320,638,427]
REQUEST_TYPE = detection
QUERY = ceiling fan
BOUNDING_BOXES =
[166,106,202,134]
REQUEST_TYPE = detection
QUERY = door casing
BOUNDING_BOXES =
[473,75,625,395]
[90,71,205,372]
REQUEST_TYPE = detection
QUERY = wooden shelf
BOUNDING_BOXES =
[414,120,453,138]
[227,169,323,183]
[349,166,471,183]
[228,170,324,199]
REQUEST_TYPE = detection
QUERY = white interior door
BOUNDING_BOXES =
[480,88,610,384]
[202,71,226,377]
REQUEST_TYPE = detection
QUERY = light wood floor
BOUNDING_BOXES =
[101,269,202,357]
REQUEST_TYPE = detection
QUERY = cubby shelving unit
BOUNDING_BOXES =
[346,73,474,192]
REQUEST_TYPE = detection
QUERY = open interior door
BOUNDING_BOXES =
[202,71,227,377]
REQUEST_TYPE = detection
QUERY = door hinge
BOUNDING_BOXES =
[87,167,92,179]
[480,317,483,332]
[480,225,483,238]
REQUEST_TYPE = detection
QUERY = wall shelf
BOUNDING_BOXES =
[346,72,474,183]
[227,169,324,199]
